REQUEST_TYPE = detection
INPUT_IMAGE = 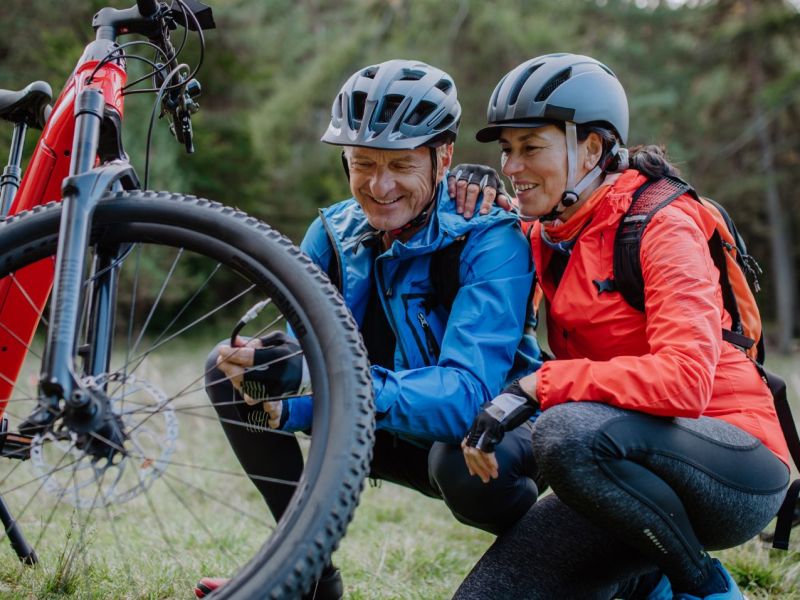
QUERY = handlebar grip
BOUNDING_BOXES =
[137,0,159,17]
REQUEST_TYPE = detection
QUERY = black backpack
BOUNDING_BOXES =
[608,176,800,549]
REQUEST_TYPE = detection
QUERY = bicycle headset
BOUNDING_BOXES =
[321,59,461,235]
[475,53,630,222]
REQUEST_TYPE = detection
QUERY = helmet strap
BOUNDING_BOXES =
[340,151,350,181]
[538,127,621,223]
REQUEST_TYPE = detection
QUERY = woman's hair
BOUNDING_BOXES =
[575,123,681,179]
[552,121,681,179]
[627,144,681,179]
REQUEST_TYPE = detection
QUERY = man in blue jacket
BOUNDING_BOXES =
[197,59,542,599]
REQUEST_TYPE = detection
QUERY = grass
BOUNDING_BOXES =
[0,346,797,598]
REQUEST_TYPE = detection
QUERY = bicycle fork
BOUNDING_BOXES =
[27,88,137,440]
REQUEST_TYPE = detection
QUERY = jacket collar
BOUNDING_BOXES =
[321,175,489,259]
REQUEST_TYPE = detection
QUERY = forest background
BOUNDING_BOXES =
[1,0,798,353]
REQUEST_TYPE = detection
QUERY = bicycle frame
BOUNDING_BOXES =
[0,30,138,419]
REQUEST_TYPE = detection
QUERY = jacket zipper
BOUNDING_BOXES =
[377,258,410,367]
[417,312,441,361]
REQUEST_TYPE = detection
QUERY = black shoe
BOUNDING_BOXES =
[302,566,343,600]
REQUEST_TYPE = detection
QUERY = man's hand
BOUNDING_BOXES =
[447,163,515,218]
[462,377,539,483]
[216,335,262,394]
[216,332,305,429]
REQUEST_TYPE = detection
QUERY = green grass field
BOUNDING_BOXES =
[0,349,797,599]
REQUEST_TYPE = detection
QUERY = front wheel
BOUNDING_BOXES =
[0,191,374,599]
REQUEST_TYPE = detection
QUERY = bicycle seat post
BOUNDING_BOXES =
[0,121,28,216]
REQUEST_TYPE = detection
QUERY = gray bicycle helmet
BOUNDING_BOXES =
[477,53,629,220]
[321,59,461,149]
[476,53,628,144]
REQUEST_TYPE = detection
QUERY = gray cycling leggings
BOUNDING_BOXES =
[453,402,789,599]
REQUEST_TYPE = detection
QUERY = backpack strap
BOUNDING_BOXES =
[613,176,755,355]
[613,176,693,311]
[755,367,800,549]
[427,234,468,312]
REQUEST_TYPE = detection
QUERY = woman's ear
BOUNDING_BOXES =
[583,132,604,170]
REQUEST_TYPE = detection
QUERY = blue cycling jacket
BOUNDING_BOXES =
[286,181,542,444]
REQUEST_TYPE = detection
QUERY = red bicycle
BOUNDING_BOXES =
[0,2,372,597]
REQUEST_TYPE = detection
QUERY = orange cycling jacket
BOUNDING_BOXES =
[528,169,789,465]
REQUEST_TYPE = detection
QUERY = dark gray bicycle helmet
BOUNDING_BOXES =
[476,53,629,221]
[475,53,628,144]
[321,59,461,149]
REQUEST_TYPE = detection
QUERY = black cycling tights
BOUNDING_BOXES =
[204,346,542,535]
[454,402,788,599]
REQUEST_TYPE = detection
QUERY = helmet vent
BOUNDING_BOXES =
[351,92,367,121]
[437,114,456,131]
[378,94,404,123]
[362,66,378,79]
[508,63,543,106]
[489,73,510,110]
[435,78,452,93]
[534,67,572,102]
[399,69,425,81]
[332,93,344,120]
[406,100,436,126]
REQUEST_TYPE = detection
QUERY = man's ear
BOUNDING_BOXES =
[437,144,454,179]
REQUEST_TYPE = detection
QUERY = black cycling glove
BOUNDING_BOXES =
[240,331,307,402]
[465,379,539,453]
[448,163,509,197]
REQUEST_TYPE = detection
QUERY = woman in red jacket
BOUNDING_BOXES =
[458,53,790,600]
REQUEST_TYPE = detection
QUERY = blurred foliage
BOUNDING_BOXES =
[1,0,798,339]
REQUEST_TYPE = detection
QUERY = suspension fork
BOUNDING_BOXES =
[39,88,137,413]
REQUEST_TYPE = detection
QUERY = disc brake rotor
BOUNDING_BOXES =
[29,373,178,508]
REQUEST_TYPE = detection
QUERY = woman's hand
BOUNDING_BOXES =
[462,375,539,482]
[461,439,499,483]
[447,163,516,218]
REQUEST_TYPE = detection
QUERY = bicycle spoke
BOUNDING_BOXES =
[73,462,109,566]
[0,459,24,491]
[0,321,42,361]
[123,243,143,410]
[118,314,287,435]
[1,450,81,496]
[129,248,184,359]
[127,405,297,440]
[0,443,79,544]
[31,454,85,558]
[141,456,300,488]
[120,391,309,415]
[9,271,51,329]
[100,486,136,590]
[159,475,240,564]
[150,311,288,404]
[161,470,273,527]
[111,261,227,396]
[149,262,222,348]
[121,282,258,377]
[130,454,187,570]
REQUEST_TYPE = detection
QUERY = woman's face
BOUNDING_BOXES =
[498,125,596,219]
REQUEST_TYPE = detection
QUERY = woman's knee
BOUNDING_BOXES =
[530,402,627,489]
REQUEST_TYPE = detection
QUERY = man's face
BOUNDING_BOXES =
[345,145,452,232]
